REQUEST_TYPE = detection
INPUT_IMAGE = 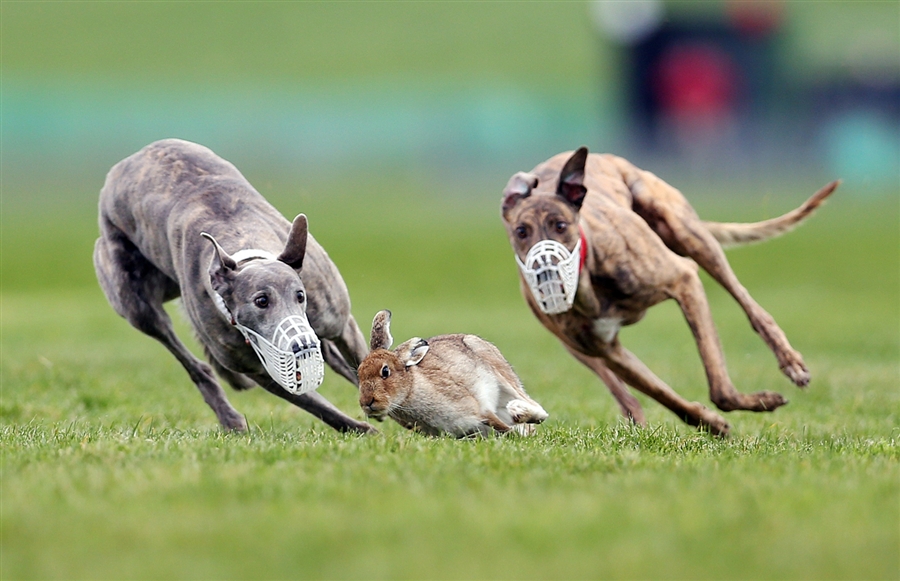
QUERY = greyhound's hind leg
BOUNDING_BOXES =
[626,170,810,387]
[94,229,247,430]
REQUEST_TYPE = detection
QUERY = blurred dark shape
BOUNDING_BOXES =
[620,3,783,156]
[592,1,899,184]
[815,83,900,186]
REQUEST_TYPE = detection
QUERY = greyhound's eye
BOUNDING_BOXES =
[555,221,568,233]
[254,295,269,309]
[380,364,390,379]
[296,290,305,303]
[515,225,528,240]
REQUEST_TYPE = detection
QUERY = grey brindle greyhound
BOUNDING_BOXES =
[502,147,838,436]
[94,139,374,433]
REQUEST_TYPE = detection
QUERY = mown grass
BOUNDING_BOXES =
[2,179,898,579]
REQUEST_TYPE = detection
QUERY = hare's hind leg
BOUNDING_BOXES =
[481,408,538,436]
[484,356,549,425]
[506,399,548,424]
[480,410,512,434]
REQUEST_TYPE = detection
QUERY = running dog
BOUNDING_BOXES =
[501,147,838,436]
[94,139,374,433]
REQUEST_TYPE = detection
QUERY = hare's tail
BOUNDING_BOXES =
[703,180,839,249]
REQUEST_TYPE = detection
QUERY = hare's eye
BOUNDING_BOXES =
[296,290,305,303]
[380,364,390,379]
[254,295,269,309]
[515,225,528,240]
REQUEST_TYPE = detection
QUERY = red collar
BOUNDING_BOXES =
[578,226,588,272]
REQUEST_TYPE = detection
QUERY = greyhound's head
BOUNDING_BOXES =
[202,214,324,394]
[500,147,589,315]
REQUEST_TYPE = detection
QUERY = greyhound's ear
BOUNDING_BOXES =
[278,214,308,269]
[370,310,394,351]
[404,339,429,368]
[501,172,538,219]
[201,232,236,292]
[556,147,588,209]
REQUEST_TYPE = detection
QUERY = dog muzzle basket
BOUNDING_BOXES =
[240,316,325,395]
[213,292,325,395]
[516,238,582,315]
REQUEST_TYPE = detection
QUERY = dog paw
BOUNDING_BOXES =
[753,390,789,411]
[222,413,249,432]
[782,361,810,387]
[778,351,809,387]
[697,408,730,437]
[347,421,380,435]
[712,390,787,413]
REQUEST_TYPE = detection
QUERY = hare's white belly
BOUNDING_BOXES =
[470,368,503,414]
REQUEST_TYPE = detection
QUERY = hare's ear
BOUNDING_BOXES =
[370,310,394,351]
[278,214,308,269]
[404,339,429,367]
[201,232,236,293]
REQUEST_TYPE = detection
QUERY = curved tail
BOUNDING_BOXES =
[704,180,840,248]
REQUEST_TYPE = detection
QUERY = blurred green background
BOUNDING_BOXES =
[1,2,898,580]
[3,1,898,294]
[3,1,899,197]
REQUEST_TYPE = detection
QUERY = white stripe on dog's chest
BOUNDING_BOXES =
[592,317,622,343]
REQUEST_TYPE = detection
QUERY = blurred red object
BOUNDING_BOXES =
[652,44,739,119]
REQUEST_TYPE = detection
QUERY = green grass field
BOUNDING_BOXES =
[2,177,897,579]
[2,3,899,579]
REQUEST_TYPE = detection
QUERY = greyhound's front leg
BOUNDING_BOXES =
[320,339,361,386]
[294,391,378,434]
[598,339,731,436]
[333,315,369,370]
[563,345,646,425]
[260,382,377,434]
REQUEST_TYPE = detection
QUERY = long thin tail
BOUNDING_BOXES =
[704,180,840,248]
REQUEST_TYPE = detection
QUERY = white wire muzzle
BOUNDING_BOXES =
[515,237,583,315]
[212,290,325,395]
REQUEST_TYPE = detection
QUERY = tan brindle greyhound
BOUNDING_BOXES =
[501,147,838,436]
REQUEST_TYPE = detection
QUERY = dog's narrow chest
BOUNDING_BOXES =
[592,317,622,343]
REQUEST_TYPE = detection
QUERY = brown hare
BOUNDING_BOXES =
[357,310,548,437]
